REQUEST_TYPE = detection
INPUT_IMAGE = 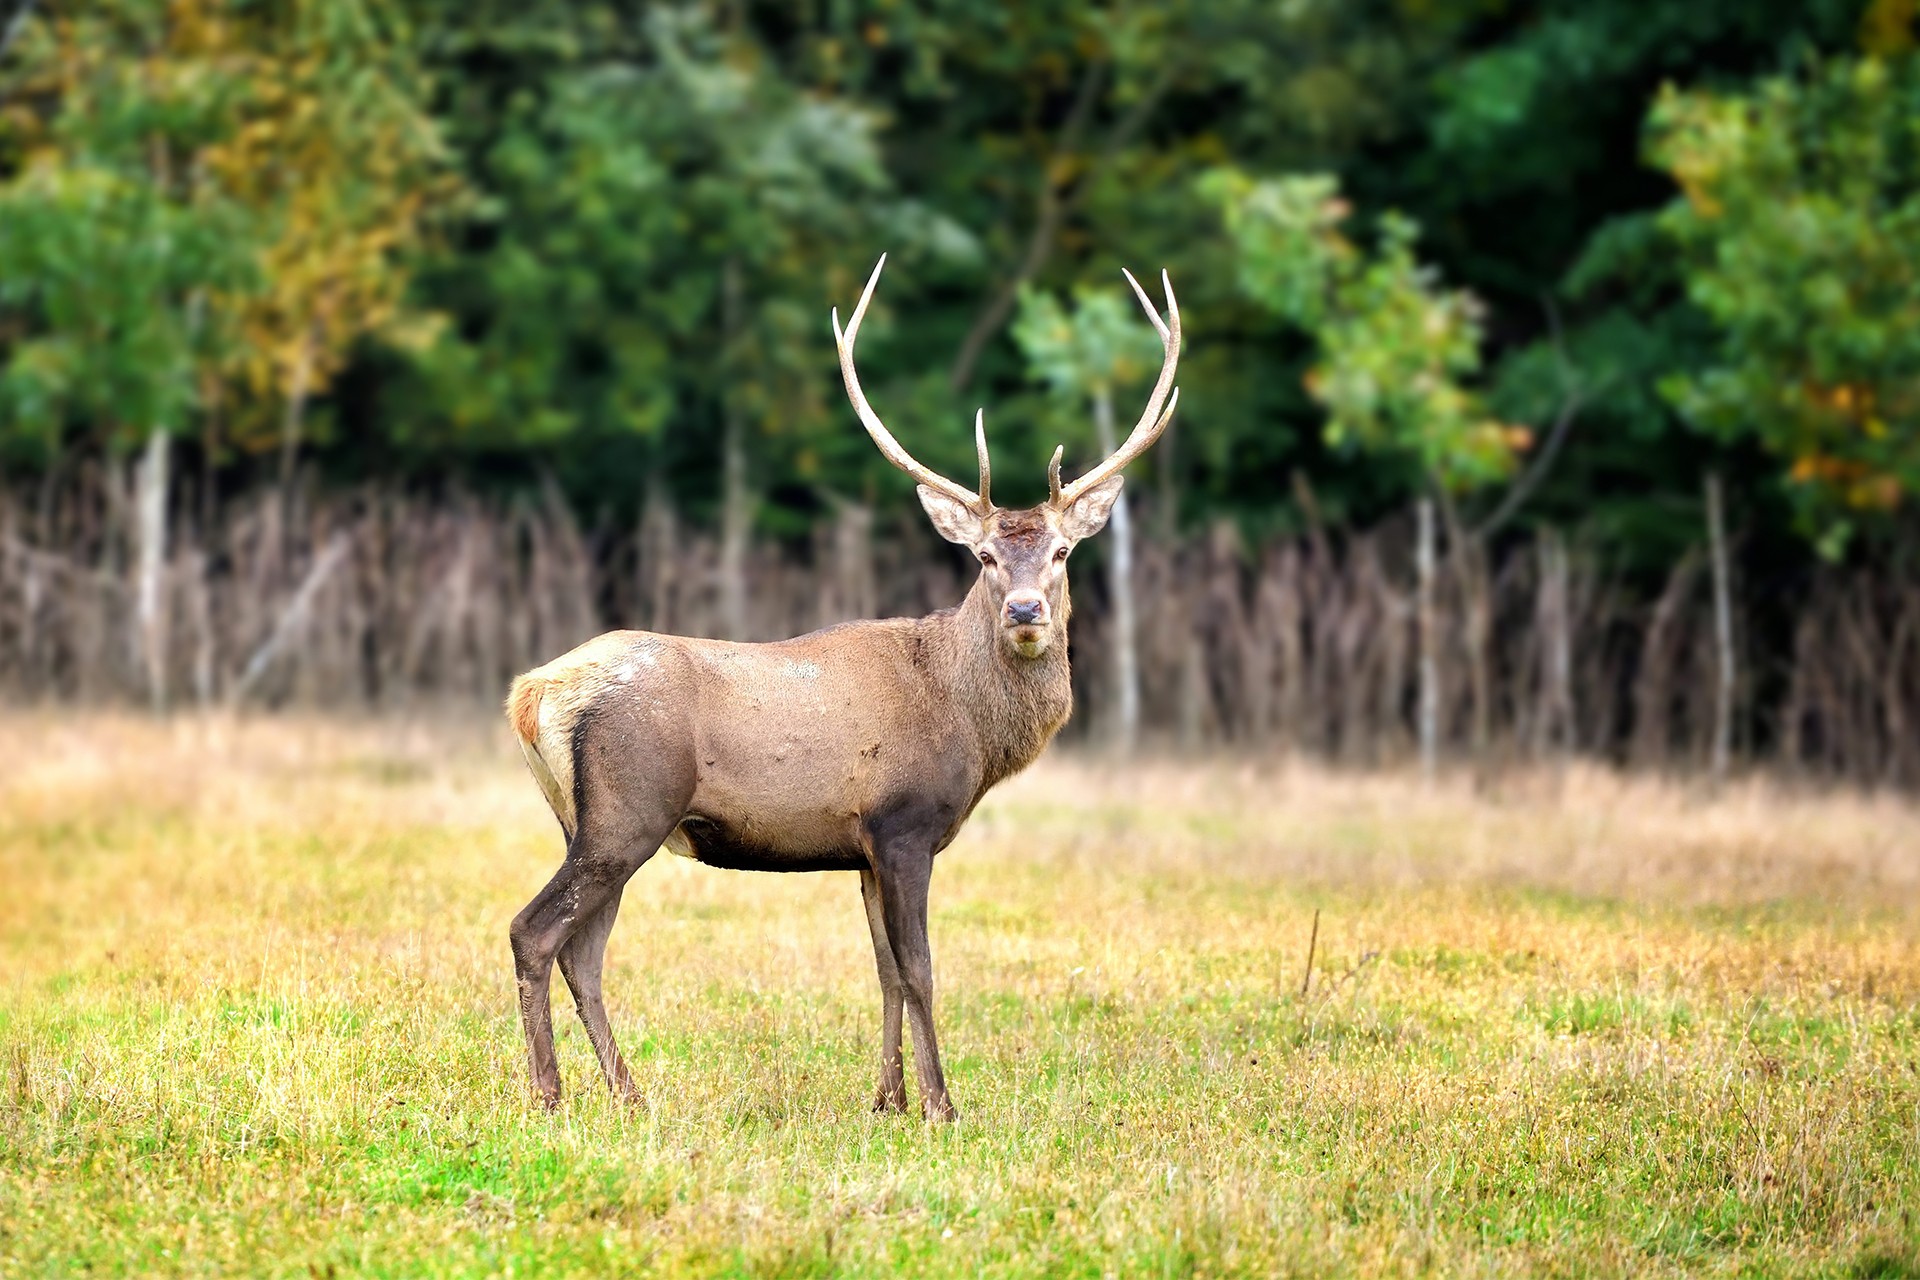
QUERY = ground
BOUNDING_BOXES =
[1,714,1917,1278]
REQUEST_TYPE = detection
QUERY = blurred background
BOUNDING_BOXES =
[0,0,1914,785]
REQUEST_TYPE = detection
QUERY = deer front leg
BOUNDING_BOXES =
[858,867,908,1113]
[873,845,955,1122]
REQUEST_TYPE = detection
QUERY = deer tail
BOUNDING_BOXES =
[506,673,576,840]
[507,673,543,745]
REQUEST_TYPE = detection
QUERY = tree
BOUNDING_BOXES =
[0,0,453,704]
[0,0,451,469]
[198,0,452,485]
[1206,167,1527,772]
[1650,52,1920,557]
[1013,280,1168,752]
[395,4,971,634]
[1204,169,1517,492]
[0,2,255,464]
[0,0,260,710]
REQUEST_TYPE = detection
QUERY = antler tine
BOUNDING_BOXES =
[974,409,991,511]
[1052,268,1182,509]
[1121,267,1169,342]
[832,255,990,515]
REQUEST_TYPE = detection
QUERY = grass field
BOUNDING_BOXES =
[2,714,1918,1277]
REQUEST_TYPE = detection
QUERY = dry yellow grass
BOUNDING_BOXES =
[1,713,1917,1277]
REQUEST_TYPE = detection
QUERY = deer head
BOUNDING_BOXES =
[833,256,1181,660]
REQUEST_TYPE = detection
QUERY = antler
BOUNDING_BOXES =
[1048,268,1181,509]
[833,255,993,515]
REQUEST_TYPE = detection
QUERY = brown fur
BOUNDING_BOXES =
[504,491,1122,1120]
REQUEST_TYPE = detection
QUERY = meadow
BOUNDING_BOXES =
[1,713,1917,1277]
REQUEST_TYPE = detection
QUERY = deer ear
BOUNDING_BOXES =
[917,485,986,546]
[1058,475,1124,542]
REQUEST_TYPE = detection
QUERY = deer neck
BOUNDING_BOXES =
[932,577,1074,788]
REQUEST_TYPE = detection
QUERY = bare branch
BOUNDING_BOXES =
[948,59,1179,392]
[1473,295,1612,540]
[1473,384,1588,540]
[230,532,354,704]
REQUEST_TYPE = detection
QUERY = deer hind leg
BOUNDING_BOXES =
[510,864,582,1109]
[858,867,908,1114]
[510,798,677,1109]
[558,891,639,1102]
[873,843,955,1122]
[512,698,693,1110]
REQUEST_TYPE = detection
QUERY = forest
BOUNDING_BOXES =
[6,8,1920,1274]
[1,0,1916,783]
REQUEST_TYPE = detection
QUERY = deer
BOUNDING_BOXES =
[504,255,1179,1121]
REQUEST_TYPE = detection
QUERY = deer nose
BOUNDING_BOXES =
[1005,595,1046,626]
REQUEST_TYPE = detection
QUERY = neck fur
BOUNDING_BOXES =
[931,577,1074,788]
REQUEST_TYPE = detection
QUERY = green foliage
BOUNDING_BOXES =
[391,5,974,523]
[1011,279,1174,496]
[0,0,1894,570]
[1012,284,1163,402]
[0,163,252,455]
[0,1,255,454]
[0,0,453,463]
[1651,53,1920,552]
[1205,167,1520,492]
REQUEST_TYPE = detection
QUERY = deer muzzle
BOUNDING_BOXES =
[1003,593,1048,628]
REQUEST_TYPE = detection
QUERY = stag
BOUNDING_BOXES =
[505,256,1179,1119]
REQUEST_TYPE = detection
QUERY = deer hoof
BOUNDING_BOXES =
[872,1087,910,1114]
[921,1095,958,1124]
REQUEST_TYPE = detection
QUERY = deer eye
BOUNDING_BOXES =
[978,551,995,567]
[1053,546,1070,563]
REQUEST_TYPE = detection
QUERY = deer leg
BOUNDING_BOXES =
[874,846,955,1122]
[510,863,585,1108]
[510,825,664,1109]
[557,890,639,1102]
[858,866,908,1113]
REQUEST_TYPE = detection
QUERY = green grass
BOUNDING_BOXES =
[1,715,1918,1277]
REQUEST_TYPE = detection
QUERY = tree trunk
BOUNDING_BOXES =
[1439,496,1491,771]
[1155,417,1179,542]
[1705,471,1734,783]
[1632,549,1701,770]
[1092,387,1139,754]
[232,532,352,705]
[1178,626,1207,751]
[187,544,216,706]
[719,421,749,640]
[1884,593,1917,787]
[278,327,315,502]
[640,472,679,634]
[1416,496,1438,780]
[1536,529,1573,763]
[718,259,751,641]
[1466,552,1491,768]
[830,497,876,625]
[134,427,171,713]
